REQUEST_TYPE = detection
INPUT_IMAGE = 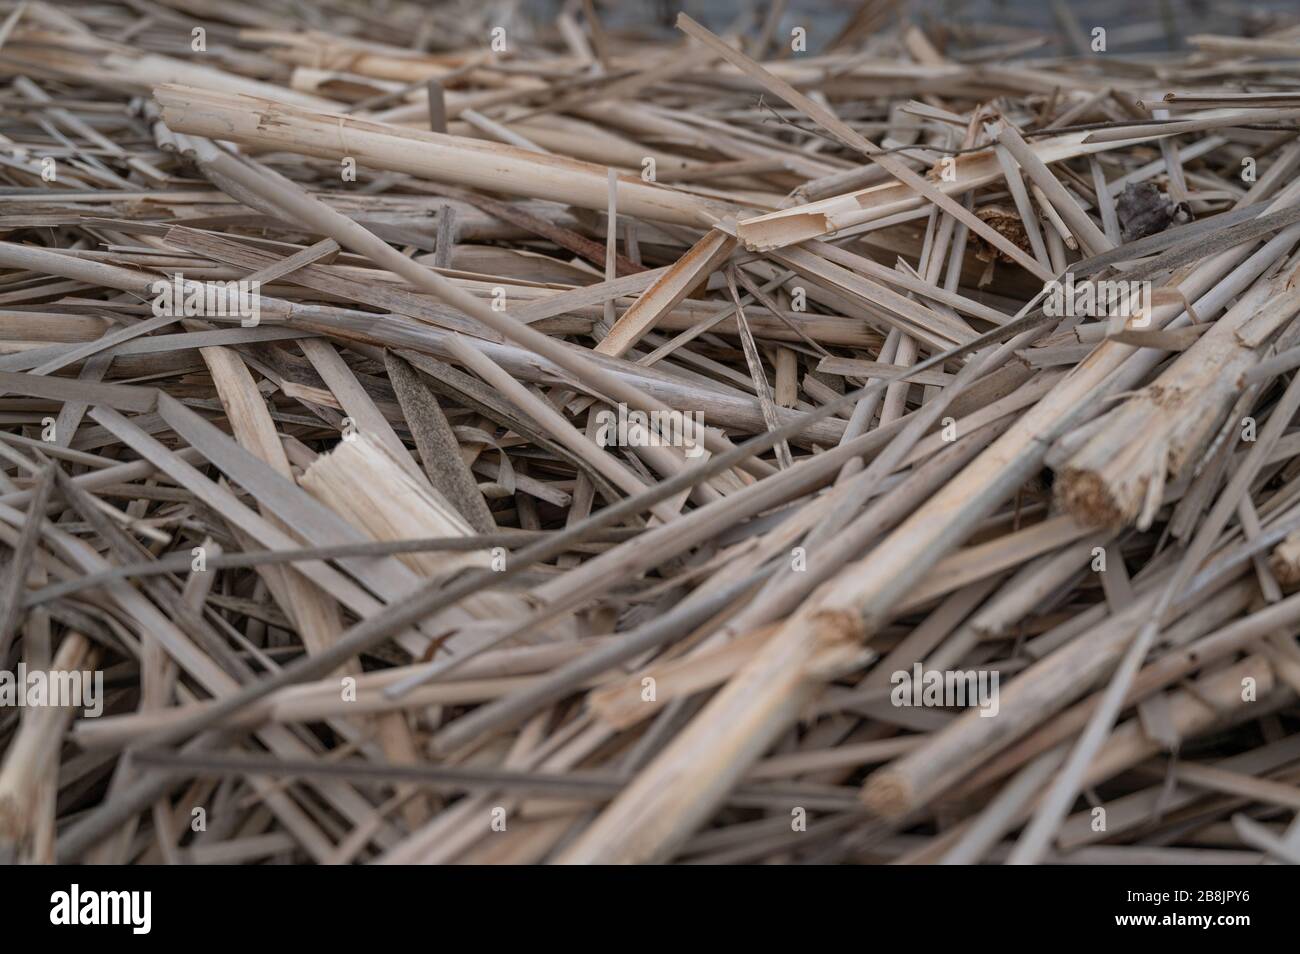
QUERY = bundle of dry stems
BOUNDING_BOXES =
[1,0,1300,865]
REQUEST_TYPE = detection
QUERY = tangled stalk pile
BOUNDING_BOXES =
[2,0,1300,864]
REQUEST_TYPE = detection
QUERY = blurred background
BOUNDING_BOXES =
[503,0,1298,54]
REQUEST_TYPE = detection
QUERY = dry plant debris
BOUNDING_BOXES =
[1,0,1300,866]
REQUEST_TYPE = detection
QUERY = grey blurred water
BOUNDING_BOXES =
[527,0,1297,55]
